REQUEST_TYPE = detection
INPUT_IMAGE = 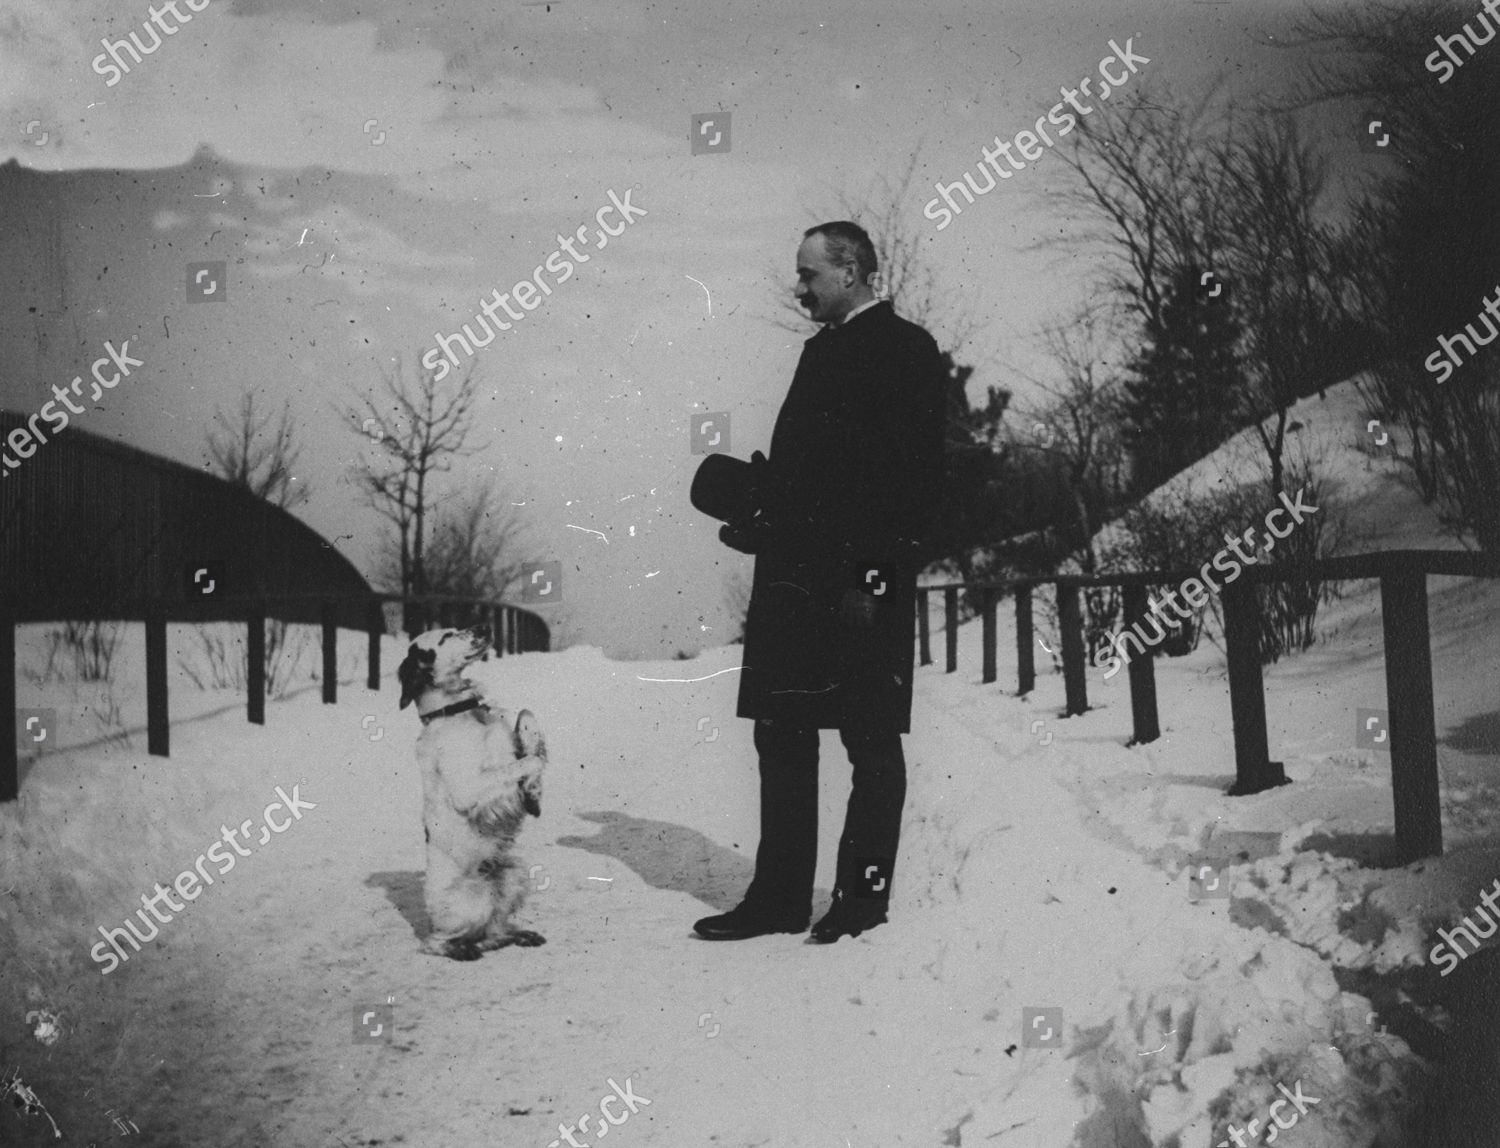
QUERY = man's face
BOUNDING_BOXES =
[794,234,857,325]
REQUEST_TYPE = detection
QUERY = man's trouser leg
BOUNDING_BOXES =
[742,719,819,917]
[833,727,907,902]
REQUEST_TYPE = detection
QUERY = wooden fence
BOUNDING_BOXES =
[918,550,1500,863]
[1,594,550,802]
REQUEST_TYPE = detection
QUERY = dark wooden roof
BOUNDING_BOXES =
[0,410,375,627]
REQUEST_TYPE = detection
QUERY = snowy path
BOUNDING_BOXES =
[128,646,1200,1148]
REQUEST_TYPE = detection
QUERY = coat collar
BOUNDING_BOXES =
[812,298,891,341]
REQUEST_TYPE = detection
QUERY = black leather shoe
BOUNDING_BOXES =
[808,894,888,943]
[693,904,809,940]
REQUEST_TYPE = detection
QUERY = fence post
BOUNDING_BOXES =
[321,600,338,705]
[981,588,997,684]
[917,589,931,667]
[247,602,266,726]
[1121,585,1161,745]
[1222,580,1285,794]
[944,588,958,673]
[1016,585,1034,697]
[146,601,169,756]
[1058,583,1088,716]
[1381,568,1442,861]
[1,605,16,801]
[367,600,383,690]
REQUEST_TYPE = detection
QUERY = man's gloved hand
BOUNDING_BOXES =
[719,451,773,554]
[719,518,764,555]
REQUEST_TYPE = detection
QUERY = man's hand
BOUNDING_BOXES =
[839,588,878,629]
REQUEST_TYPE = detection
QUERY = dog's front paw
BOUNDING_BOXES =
[509,929,546,947]
[512,710,546,759]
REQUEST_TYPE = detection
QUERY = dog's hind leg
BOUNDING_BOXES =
[422,848,492,960]
[422,935,484,961]
[477,861,545,949]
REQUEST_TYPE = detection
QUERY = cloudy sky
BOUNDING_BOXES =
[0,0,1344,657]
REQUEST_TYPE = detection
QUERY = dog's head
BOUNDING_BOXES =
[397,626,492,710]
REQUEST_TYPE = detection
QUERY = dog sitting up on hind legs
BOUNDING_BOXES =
[397,626,547,960]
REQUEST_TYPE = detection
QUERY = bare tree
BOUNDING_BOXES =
[1277,1,1500,550]
[1209,113,1357,496]
[1051,82,1358,500]
[421,480,531,601]
[1047,83,1236,352]
[1010,305,1132,652]
[198,388,316,696]
[1015,303,1131,574]
[205,389,310,509]
[1051,83,1351,660]
[342,356,484,597]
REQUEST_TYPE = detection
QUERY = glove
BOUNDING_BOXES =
[719,522,760,554]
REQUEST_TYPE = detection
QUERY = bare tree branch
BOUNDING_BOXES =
[339,355,485,596]
[205,390,311,509]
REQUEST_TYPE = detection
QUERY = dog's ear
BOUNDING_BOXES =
[397,645,435,710]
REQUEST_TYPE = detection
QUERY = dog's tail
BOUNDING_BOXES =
[512,710,546,760]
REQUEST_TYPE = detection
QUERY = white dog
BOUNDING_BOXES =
[397,626,546,960]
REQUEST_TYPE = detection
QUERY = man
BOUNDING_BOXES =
[693,221,946,944]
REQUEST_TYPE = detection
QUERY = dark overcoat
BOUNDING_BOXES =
[736,301,946,732]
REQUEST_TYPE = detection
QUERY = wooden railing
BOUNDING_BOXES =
[918,550,1500,862]
[1,593,550,801]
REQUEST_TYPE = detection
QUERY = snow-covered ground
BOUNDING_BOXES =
[4,379,1499,1147]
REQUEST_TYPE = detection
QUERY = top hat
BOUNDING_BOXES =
[690,451,764,524]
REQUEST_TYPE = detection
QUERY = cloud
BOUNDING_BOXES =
[0,4,672,207]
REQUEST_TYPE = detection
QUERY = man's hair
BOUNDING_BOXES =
[804,221,878,284]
